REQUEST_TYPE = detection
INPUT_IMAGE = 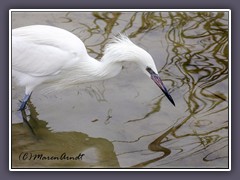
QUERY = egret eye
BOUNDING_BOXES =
[146,67,154,75]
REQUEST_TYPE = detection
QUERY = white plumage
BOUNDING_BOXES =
[12,25,175,111]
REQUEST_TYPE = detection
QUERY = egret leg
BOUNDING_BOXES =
[17,93,36,136]
[18,93,32,111]
[18,109,36,136]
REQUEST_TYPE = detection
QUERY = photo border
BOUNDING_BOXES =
[9,9,231,172]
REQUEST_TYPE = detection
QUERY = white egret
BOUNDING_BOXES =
[12,25,175,112]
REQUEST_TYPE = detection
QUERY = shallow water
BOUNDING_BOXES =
[11,11,229,169]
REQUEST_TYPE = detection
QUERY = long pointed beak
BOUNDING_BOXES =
[146,67,175,106]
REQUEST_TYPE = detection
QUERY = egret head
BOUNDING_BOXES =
[133,44,175,107]
[103,35,175,106]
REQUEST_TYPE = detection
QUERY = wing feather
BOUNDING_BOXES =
[12,25,87,77]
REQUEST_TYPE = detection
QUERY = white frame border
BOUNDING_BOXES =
[9,9,231,171]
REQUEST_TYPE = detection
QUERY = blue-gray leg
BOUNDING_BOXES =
[18,93,32,111]
[17,92,36,135]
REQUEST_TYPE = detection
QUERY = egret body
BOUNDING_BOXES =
[12,25,175,111]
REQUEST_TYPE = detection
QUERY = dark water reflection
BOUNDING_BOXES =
[11,11,229,168]
[12,102,119,168]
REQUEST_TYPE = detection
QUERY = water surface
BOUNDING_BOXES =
[11,11,229,168]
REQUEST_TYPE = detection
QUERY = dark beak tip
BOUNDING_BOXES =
[164,91,175,107]
[169,96,176,107]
